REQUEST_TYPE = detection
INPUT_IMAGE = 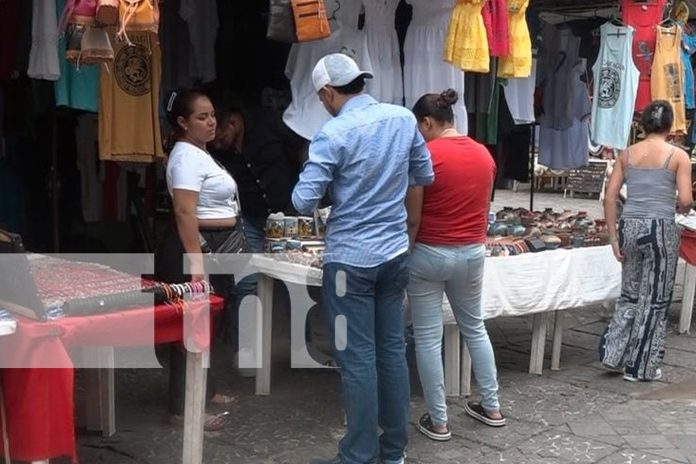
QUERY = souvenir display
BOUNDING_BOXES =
[485,207,610,256]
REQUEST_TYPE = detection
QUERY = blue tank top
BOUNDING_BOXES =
[622,148,677,219]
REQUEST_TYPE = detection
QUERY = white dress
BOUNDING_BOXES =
[403,0,467,134]
[283,0,372,140]
[28,0,60,81]
[363,0,402,104]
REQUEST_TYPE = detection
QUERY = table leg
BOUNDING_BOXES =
[444,324,461,397]
[182,351,207,464]
[460,341,471,397]
[680,263,696,334]
[255,274,274,396]
[83,347,115,437]
[529,313,549,375]
[98,348,115,437]
[551,312,563,371]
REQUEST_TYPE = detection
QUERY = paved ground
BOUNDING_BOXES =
[71,189,696,464]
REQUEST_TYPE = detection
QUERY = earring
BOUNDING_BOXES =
[184,127,189,131]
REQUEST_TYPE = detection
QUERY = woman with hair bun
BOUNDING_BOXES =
[601,99,693,382]
[406,89,505,441]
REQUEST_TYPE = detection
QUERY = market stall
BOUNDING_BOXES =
[248,244,623,396]
[0,251,223,464]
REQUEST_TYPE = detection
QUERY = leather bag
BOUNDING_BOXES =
[266,0,296,43]
[96,0,119,25]
[291,0,330,42]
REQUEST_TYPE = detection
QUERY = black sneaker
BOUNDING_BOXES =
[464,402,506,427]
[416,413,452,441]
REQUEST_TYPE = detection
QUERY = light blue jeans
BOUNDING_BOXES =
[407,243,500,426]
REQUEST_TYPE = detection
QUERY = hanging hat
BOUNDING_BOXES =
[674,0,690,23]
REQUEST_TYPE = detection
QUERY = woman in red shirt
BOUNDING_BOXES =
[407,89,505,441]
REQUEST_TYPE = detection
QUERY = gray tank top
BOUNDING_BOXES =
[621,148,677,219]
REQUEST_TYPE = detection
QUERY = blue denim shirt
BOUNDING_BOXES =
[292,94,434,268]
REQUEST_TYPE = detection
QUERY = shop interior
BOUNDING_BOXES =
[2,0,691,256]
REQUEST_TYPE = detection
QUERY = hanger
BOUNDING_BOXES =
[606,14,627,36]
[329,0,341,21]
[659,17,678,34]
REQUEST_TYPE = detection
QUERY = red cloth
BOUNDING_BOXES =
[416,136,496,246]
[0,296,222,462]
[622,0,668,112]
[482,0,509,57]
[680,229,696,265]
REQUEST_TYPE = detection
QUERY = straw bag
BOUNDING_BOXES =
[79,26,114,64]
[291,0,330,42]
[96,0,119,25]
[61,0,114,65]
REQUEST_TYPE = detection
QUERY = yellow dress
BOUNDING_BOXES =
[444,0,490,73]
[498,0,532,78]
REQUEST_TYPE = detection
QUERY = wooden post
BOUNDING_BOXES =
[444,324,461,397]
[83,347,115,437]
[182,351,207,464]
[255,274,274,395]
[529,313,549,375]
[680,263,696,334]
[551,312,563,371]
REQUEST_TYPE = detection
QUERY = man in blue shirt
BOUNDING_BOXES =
[293,53,434,464]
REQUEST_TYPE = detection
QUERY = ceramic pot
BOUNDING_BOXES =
[509,224,527,237]
[488,222,509,236]
[541,233,562,250]
[497,207,521,223]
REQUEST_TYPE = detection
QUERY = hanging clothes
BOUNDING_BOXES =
[538,71,591,170]
[498,0,532,78]
[502,57,537,125]
[363,0,402,103]
[622,0,668,112]
[27,0,61,81]
[590,23,639,149]
[403,0,467,134]
[444,0,490,73]
[481,0,509,57]
[283,0,372,140]
[99,30,163,162]
[54,0,99,112]
[465,58,501,145]
[159,0,219,95]
[651,25,686,134]
[539,23,582,130]
[681,28,696,110]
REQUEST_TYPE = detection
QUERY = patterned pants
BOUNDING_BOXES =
[599,218,679,380]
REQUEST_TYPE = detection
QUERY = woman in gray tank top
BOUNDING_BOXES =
[600,100,693,382]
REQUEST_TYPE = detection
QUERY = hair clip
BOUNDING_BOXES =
[166,91,177,112]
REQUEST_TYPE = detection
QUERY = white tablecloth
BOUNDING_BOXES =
[249,245,622,320]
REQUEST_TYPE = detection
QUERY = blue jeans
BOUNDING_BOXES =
[407,243,500,426]
[322,254,410,464]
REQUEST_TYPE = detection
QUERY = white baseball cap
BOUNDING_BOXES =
[311,53,374,93]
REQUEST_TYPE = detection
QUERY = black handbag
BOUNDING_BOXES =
[267,0,297,43]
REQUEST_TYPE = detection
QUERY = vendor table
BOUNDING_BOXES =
[249,245,624,396]
[679,230,696,334]
[0,296,223,464]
